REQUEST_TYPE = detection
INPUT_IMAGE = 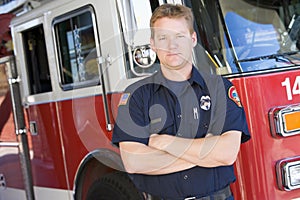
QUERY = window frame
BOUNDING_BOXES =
[53,5,100,91]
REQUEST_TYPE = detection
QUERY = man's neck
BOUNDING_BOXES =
[161,64,192,81]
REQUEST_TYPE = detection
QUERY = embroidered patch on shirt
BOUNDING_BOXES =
[118,93,130,106]
[200,95,211,111]
[228,86,242,107]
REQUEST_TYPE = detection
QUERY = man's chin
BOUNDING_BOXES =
[163,64,183,70]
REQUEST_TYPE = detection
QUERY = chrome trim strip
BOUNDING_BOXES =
[223,65,300,79]
[0,142,19,147]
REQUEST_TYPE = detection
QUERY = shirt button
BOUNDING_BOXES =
[177,132,182,136]
[183,175,188,180]
[203,123,208,128]
[177,114,182,118]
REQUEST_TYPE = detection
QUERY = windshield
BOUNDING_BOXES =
[190,0,300,75]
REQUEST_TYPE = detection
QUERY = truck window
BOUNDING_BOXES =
[188,0,300,75]
[53,6,99,90]
[22,25,52,94]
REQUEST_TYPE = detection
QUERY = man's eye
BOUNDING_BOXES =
[158,36,166,40]
[177,35,185,38]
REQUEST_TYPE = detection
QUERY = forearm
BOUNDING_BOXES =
[120,141,195,175]
[146,155,196,175]
[149,131,242,167]
[164,135,228,167]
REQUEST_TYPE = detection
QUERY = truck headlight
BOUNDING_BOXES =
[289,163,300,187]
[277,157,300,191]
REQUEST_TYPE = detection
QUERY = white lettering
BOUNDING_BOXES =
[282,76,300,100]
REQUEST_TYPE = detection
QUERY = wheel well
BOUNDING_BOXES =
[73,149,125,200]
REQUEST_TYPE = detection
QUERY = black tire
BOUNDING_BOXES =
[86,172,144,200]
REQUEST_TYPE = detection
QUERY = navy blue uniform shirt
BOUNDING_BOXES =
[112,66,250,199]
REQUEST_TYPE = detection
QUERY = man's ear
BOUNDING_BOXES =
[192,31,197,47]
[150,38,156,52]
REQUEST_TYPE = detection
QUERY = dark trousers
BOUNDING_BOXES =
[144,185,233,200]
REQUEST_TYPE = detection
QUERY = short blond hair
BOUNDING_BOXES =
[150,4,195,38]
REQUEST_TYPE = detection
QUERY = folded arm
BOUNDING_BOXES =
[119,141,196,175]
[149,130,242,168]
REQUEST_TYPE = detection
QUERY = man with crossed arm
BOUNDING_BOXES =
[113,4,250,200]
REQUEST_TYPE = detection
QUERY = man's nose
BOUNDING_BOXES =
[168,36,178,49]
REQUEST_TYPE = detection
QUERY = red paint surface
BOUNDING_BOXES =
[230,69,300,200]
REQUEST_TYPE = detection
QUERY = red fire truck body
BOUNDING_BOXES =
[231,69,300,199]
[1,0,300,199]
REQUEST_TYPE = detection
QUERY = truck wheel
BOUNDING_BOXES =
[86,172,143,200]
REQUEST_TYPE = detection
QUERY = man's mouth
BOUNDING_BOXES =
[167,52,180,56]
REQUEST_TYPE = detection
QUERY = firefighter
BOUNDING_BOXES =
[112,4,250,200]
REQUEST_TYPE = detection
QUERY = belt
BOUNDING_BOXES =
[184,185,232,200]
[146,185,232,200]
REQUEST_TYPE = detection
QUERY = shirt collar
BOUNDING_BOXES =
[189,66,206,88]
[152,66,206,92]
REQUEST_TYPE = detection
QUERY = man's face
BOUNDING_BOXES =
[150,17,197,71]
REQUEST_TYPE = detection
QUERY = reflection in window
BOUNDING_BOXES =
[225,11,280,72]
[219,0,300,73]
[54,7,99,90]
[189,0,300,75]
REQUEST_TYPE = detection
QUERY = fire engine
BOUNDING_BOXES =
[1,0,300,199]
